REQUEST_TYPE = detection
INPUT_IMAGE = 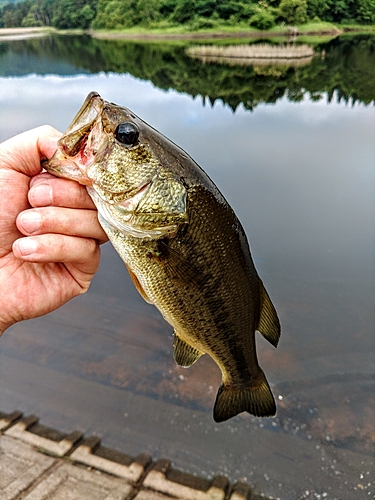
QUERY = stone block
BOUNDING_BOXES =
[0,435,55,500]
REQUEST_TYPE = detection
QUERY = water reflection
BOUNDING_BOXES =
[0,35,374,499]
[0,34,375,110]
[186,43,315,67]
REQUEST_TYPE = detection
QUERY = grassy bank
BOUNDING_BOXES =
[89,21,343,40]
[340,23,375,33]
[89,21,375,41]
[1,22,374,42]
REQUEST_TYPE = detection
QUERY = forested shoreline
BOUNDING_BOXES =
[1,0,374,32]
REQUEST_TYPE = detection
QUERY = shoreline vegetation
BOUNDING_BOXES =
[1,0,374,43]
[1,23,375,41]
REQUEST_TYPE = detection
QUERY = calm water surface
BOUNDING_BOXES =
[0,34,374,499]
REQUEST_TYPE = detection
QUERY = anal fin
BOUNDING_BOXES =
[173,331,203,367]
[257,281,281,347]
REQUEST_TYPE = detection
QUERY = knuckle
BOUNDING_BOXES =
[87,237,100,255]
[78,185,90,207]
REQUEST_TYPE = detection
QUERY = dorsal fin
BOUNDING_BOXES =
[173,331,203,367]
[257,281,281,347]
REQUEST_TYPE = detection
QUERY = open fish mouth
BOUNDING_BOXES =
[43,92,105,185]
[43,127,99,186]
[43,155,94,186]
[60,92,103,158]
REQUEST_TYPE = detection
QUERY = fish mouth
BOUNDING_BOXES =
[44,155,94,186]
[44,92,105,185]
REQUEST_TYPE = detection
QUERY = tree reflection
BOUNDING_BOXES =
[1,34,374,109]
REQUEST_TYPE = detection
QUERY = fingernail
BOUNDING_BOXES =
[15,238,37,256]
[19,212,41,233]
[30,183,52,206]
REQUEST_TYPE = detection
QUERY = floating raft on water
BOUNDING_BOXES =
[186,43,315,67]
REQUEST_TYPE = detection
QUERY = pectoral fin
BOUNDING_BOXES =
[125,264,153,304]
[173,331,203,367]
[257,281,281,348]
[155,240,204,289]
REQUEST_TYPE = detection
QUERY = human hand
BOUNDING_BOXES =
[0,126,108,335]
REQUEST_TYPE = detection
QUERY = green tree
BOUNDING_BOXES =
[1,0,374,30]
[92,0,138,29]
[278,0,308,24]
[137,0,161,25]
[21,6,43,26]
[216,0,254,20]
[1,0,32,27]
[306,0,331,20]
[32,0,55,26]
[52,0,96,29]
[356,0,375,23]
[249,5,276,29]
[195,0,216,17]
[3,9,17,27]
[171,0,196,23]
[327,0,355,22]
[159,0,177,17]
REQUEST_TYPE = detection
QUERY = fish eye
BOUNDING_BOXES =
[115,121,139,146]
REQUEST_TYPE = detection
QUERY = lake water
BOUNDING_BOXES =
[0,33,374,499]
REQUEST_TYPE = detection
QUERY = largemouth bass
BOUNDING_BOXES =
[45,92,281,422]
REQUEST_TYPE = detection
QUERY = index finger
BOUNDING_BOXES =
[29,173,96,210]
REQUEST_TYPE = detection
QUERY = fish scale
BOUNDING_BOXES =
[44,92,281,422]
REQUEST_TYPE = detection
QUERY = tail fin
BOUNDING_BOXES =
[213,371,276,423]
